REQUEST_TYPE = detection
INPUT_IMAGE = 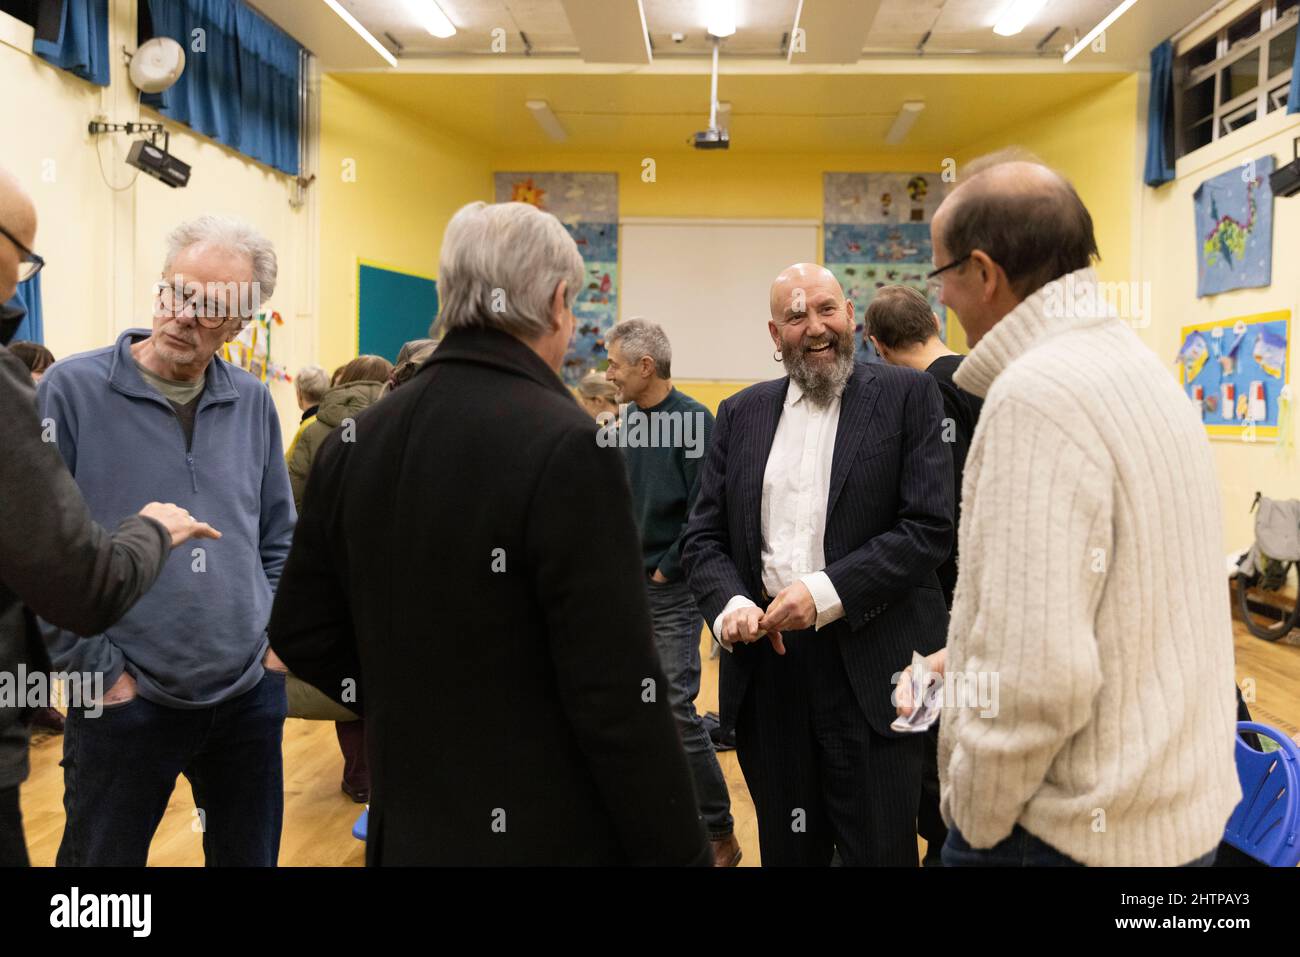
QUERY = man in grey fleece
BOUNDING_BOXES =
[37,215,296,867]
[0,165,218,867]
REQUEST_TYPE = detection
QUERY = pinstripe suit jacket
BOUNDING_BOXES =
[682,361,954,736]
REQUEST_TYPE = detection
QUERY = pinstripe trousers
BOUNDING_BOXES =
[734,621,922,866]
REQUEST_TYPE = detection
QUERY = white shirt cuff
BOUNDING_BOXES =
[712,595,758,653]
[800,572,844,631]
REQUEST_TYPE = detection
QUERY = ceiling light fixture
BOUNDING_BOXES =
[526,100,568,142]
[706,0,737,39]
[410,0,457,39]
[322,0,398,67]
[1064,0,1139,63]
[993,0,1047,37]
[885,101,926,145]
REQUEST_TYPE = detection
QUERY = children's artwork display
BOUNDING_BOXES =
[1193,156,1276,298]
[222,310,291,385]
[823,172,951,358]
[1178,310,1291,441]
[494,172,618,384]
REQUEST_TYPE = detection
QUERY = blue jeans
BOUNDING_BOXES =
[942,824,1219,867]
[647,578,734,839]
[57,670,287,866]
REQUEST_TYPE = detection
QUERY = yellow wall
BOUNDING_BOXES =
[0,1,317,440]
[317,75,492,371]
[1139,109,1300,550]
[490,148,946,405]
[958,75,1142,296]
[318,74,1148,416]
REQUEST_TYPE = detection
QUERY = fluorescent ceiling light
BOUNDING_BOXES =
[706,0,737,38]
[409,0,457,39]
[322,0,398,67]
[1064,0,1139,63]
[885,100,925,145]
[993,0,1047,37]
[527,100,568,142]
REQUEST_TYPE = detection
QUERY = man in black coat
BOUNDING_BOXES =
[269,200,708,866]
[682,263,952,866]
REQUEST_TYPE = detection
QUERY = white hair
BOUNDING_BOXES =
[163,215,278,308]
[437,202,584,340]
[295,365,329,403]
[608,318,672,379]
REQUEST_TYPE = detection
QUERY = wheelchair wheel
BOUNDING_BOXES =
[1236,563,1300,641]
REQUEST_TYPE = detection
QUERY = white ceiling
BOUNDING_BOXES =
[321,0,1220,63]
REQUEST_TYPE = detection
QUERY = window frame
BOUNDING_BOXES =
[1175,0,1298,159]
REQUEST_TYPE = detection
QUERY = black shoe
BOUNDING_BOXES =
[341,780,370,804]
[703,711,736,751]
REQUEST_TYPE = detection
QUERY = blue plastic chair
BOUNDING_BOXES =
[352,807,368,842]
[1222,721,1300,867]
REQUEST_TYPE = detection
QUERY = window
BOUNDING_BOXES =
[1175,0,1298,158]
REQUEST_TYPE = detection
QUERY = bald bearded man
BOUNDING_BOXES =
[682,263,953,865]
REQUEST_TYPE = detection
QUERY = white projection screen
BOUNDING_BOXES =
[619,219,820,381]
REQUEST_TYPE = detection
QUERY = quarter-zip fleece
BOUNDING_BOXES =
[35,329,297,708]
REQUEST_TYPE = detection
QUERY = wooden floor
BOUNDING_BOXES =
[19,619,1300,866]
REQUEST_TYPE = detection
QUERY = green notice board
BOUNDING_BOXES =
[357,260,439,363]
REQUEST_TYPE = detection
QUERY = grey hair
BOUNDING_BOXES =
[437,202,585,340]
[295,365,329,404]
[163,215,278,310]
[608,318,672,380]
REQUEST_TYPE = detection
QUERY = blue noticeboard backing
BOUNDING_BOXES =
[357,262,438,363]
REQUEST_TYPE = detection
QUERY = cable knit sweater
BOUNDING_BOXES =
[941,268,1241,867]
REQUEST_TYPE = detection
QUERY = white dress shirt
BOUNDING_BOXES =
[713,378,845,647]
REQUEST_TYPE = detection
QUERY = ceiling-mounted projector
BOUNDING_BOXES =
[693,35,730,150]
[693,128,730,150]
[128,37,186,94]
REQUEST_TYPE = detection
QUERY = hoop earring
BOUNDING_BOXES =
[773,350,783,363]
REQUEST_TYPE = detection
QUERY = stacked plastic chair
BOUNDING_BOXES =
[1222,722,1300,867]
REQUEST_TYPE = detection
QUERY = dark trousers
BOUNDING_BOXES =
[734,625,922,866]
[918,721,947,866]
[57,671,287,867]
[0,785,29,867]
[943,824,1219,867]
[335,719,369,794]
[647,579,733,838]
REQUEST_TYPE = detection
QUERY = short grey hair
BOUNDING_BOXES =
[608,318,672,380]
[437,202,585,340]
[163,215,278,312]
[295,365,329,404]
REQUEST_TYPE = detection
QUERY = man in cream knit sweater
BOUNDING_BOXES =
[900,154,1240,866]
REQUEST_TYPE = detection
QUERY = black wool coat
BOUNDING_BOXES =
[269,326,709,866]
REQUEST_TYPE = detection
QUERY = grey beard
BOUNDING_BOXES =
[783,332,855,407]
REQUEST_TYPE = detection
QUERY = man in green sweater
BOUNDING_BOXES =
[604,319,738,866]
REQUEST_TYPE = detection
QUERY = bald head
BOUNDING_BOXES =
[770,263,844,321]
[0,166,37,304]
[934,154,1098,300]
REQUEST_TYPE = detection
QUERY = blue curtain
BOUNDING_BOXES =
[235,3,302,176]
[10,273,45,345]
[1144,40,1176,187]
[33,0,110,87]
[143,0,301,175]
